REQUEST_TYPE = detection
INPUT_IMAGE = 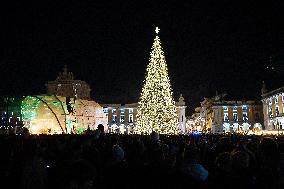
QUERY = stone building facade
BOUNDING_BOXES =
[46,65,91,99]
[261,83,284,131]
[101,94,187,134]
[191,93,263,134]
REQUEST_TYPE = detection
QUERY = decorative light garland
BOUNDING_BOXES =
[136,27,179,135]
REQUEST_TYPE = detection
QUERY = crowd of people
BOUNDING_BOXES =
[0,125,283,189]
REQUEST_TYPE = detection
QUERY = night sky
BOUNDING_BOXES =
[1,1,284,114]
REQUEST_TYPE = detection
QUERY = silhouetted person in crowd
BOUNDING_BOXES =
[179,145,209,187]
[104,144,128,188]
[208,152,232,189]
[94,124,105,142]
[22,127,30,138]
[21,141,48,189]
[256,137,281,189]
[216,136,234,153]
[230,150,255,189]
[97,124,104,133]
[0,131,283,189]
[61,159,96,189]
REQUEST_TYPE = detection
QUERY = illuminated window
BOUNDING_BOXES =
[103,108,108,114]
[275,96,278,103]
[120,108,125,114]
[232,106,238,122]
[112,115,117,123]
[223,106,228,111]
[232,123,240,131]
[269,98,272,105]
[242,105,247,111]
[233,113,238,122]
[276,105,280,116]
[129,114,133,123]
[269,105,273,118]
[129,108,133,114]
[274,120,282,130]
[223,123,230,133]
[243,112,248,122]
[120,115,125,123]
[224,113,229,122]
[112,109,116,114]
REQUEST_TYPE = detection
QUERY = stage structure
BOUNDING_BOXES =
[21,95,107,134]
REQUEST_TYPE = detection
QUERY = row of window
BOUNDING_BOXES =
[268,94,284,105]
[223,113,260,122]
[268,95,284,118]
[223,106,248,122]
[103,108,134,114]
[273,120,283,130]
[223,105,248,112]
[1,111,20,116]
[268,104,283,118]
[224,113,247,122]
[1,116,21,127]
[112,114,133,123]
[224,112,251,122]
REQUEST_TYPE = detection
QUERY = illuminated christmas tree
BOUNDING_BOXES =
[136,27,179,135]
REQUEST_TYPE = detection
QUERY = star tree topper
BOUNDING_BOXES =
[155,27,160,34]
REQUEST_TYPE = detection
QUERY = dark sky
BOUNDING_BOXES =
[1,1,284,114]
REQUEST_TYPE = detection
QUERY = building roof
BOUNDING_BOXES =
[261,85,284,99]
[212,100,262,106]
[46,65,91,89]
[100,103,138,108]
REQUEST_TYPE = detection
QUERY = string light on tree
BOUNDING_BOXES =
[136,27,179,135]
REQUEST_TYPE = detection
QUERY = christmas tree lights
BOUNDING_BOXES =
[136,27,179,135]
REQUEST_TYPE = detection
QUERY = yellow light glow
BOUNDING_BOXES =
[136,28,179,135]
[22,96,108,134]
